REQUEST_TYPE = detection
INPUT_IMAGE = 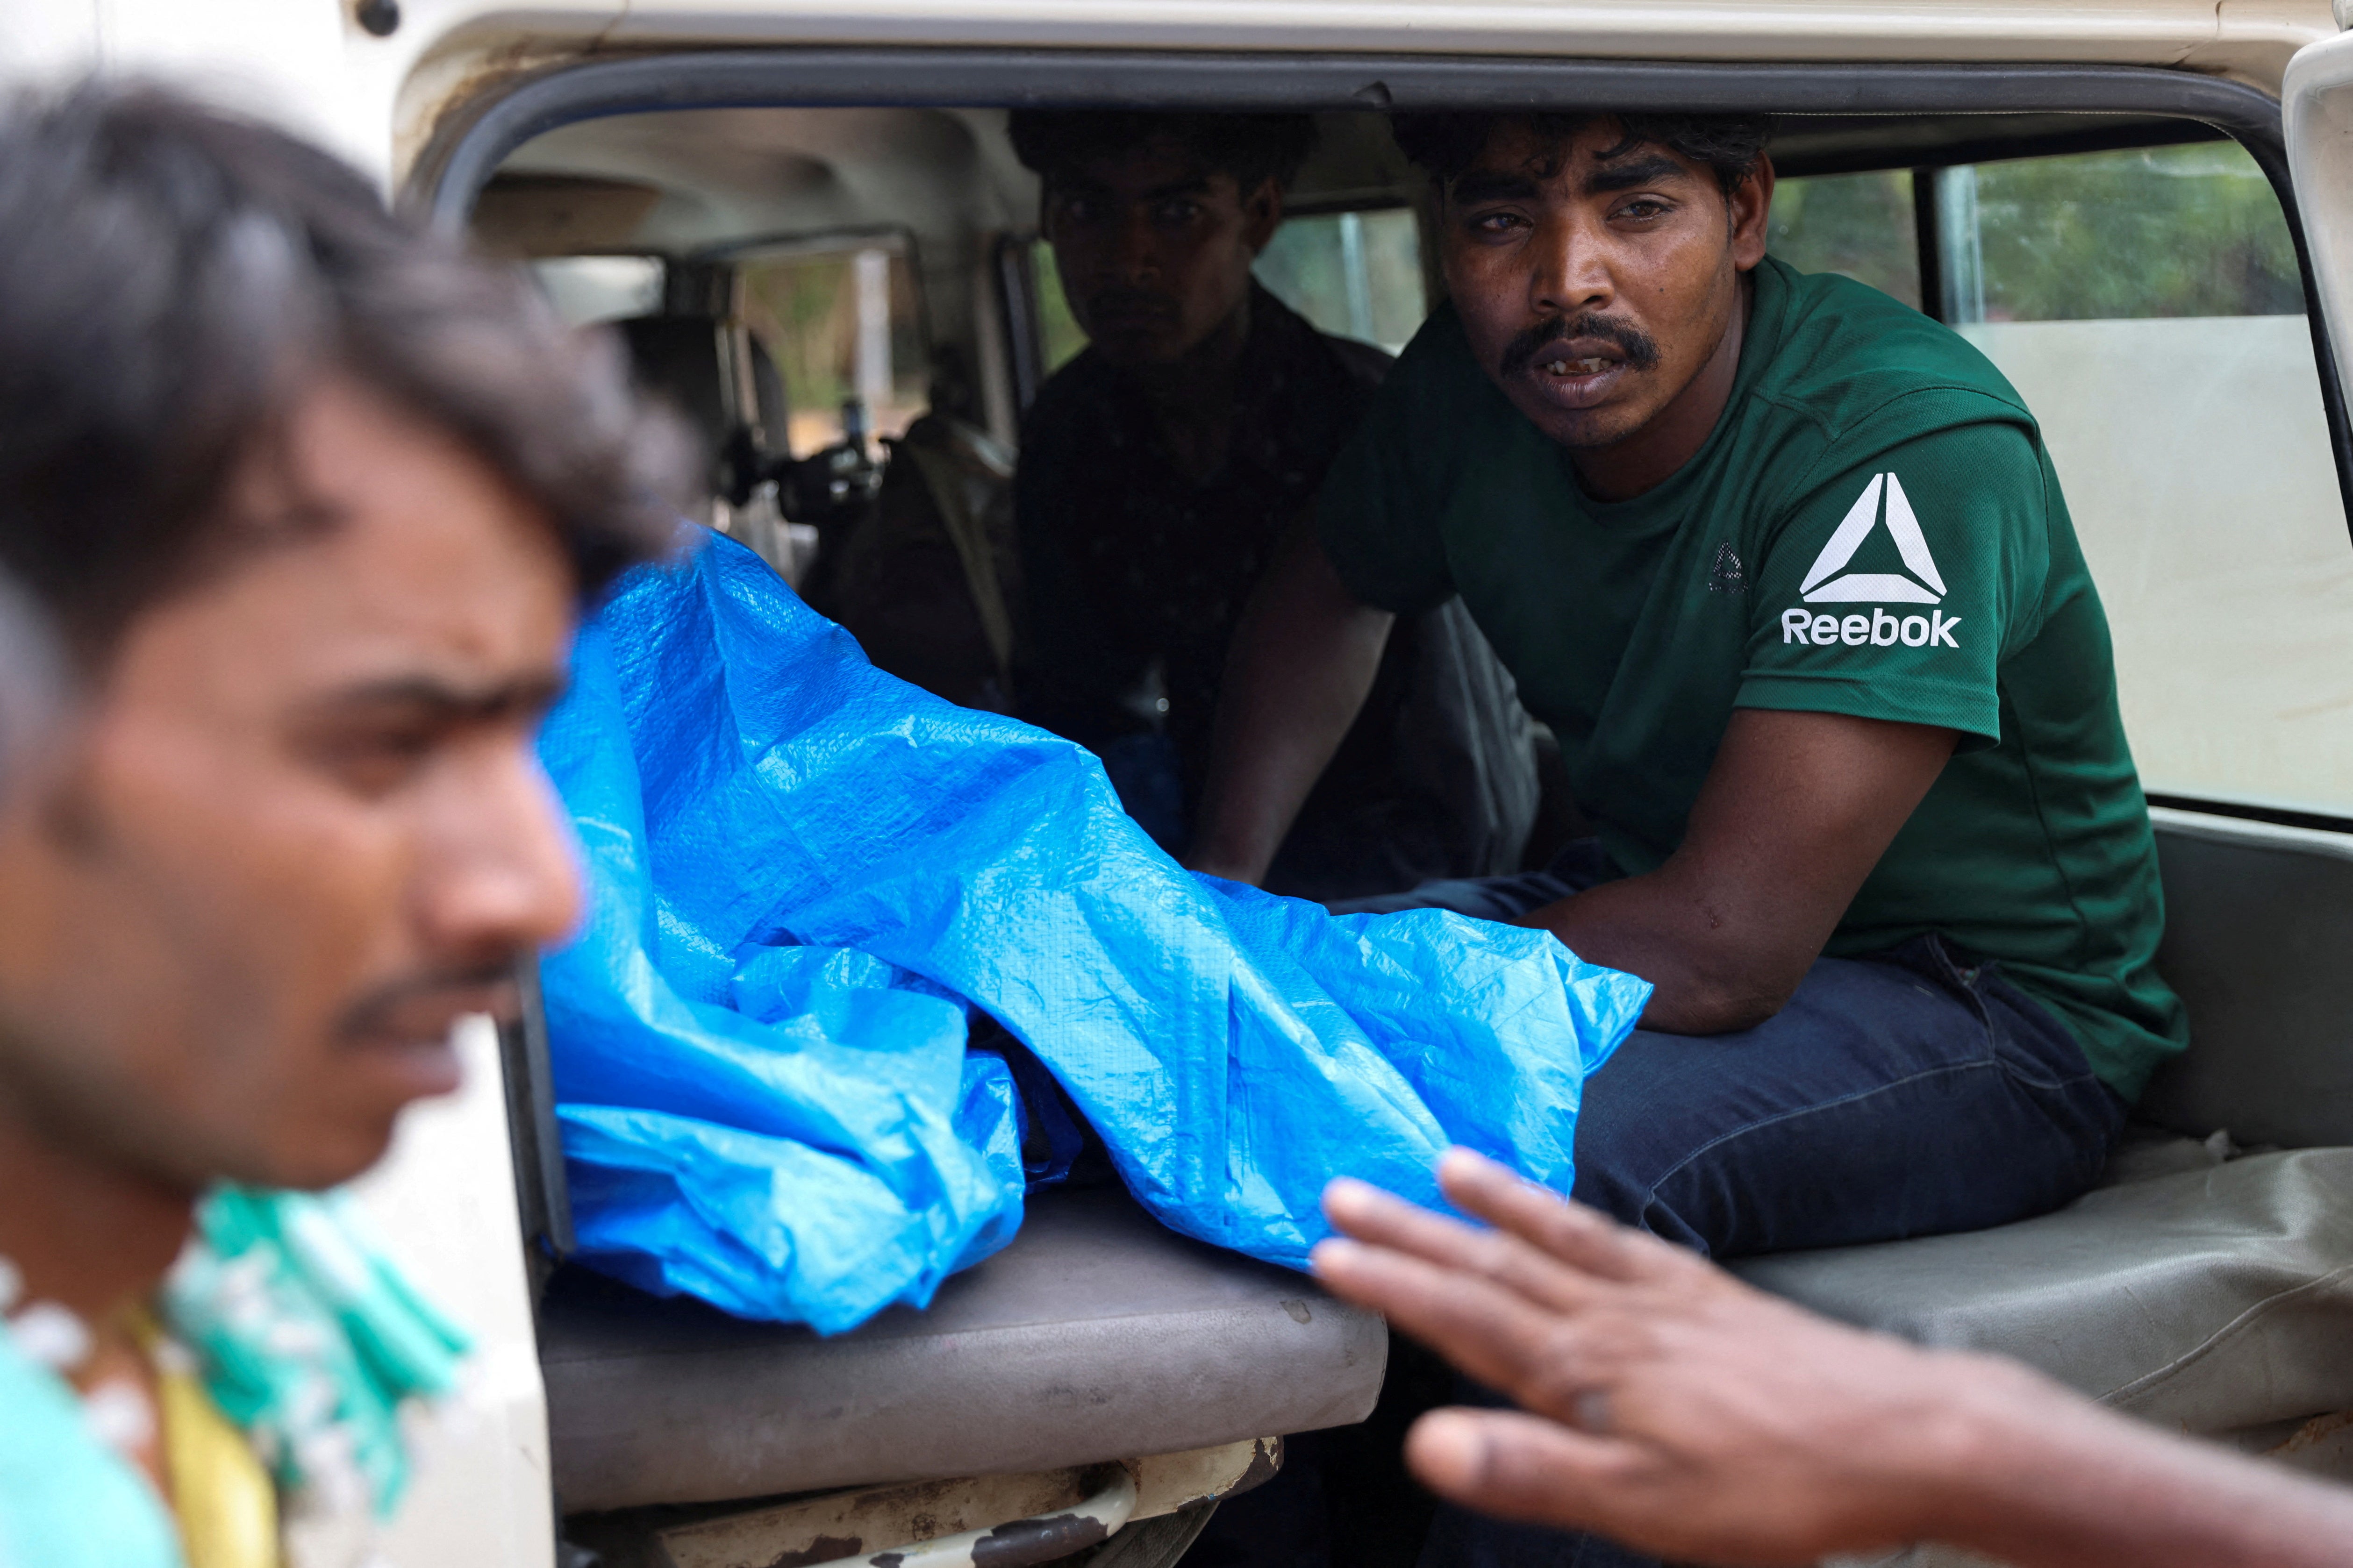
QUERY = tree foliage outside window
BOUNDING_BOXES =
[1763,142,2299,324]
[1031,242,1090,376]
[1971,142,2301,321]
[1767,169,1920,310]
[1253,207,1427,354]
[737,247,929,450]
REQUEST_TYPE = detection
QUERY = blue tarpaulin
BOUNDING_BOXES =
[538,532,1650,1332]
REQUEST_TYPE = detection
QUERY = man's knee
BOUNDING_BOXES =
[1567,1079,1704,1244]
[1566,1117,1651,1230]
[1566,1033,1752,1254]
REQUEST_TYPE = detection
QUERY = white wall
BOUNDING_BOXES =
[347,1016,556,1568]
[0,0,365,165]
[0,0,625,190]
[1961,314,2353,814]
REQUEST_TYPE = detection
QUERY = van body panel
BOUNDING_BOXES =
[346,1017,558,1568]
[2289,27,2353,418]
[9,4,2332,197]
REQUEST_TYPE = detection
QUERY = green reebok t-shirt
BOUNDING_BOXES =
[1317,255,2186,1099]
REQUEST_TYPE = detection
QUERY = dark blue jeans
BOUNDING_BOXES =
[1340,841,2128,1568]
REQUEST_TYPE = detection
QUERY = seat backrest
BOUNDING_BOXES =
[616,314,729,451]
[2141,808,2353,1148]
[614,310,792,485]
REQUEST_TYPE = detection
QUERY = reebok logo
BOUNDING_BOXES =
[1780,473,1961,649]
[1707,542,1746,594]
[1786,604,1963,649]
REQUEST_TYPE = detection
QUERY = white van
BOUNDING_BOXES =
[14,6,2353,1567]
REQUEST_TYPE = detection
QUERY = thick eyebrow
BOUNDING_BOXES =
[1584,152,1693,195]
[1048,172,1115,202]
[304,671,569,727]
[1450,169,1545,206]
[1141,177,1215,201]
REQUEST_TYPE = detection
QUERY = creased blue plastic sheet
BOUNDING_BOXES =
[538,530,1652,1332]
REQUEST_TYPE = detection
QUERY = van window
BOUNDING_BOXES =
[1031,241,1090,378]
[530,255,665,326]
[736,242,930,452]
[1767,170,1920,310]
[1942,143,2301,323]
[1937,143,2351,814]
[1254,207,1427,354]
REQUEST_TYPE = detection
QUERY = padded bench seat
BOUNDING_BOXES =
[1733,1145,2353,1436]
[540,1183,1385,1512]
[1737,813,2353,1457]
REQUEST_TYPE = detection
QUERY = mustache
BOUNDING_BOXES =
[1081,286,1179,321]
[1500,314,1662,378]
[335,958,519,1041]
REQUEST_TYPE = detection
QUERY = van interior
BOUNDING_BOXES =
[458,80,2353,1568]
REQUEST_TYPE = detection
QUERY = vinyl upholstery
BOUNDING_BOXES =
[1735,1145,2353,1432]
[1736,812,2353,1435]
[541,1183,1385,1511]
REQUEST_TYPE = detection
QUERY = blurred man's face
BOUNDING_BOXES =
[1443,117,1772,454]
[1043,135,1282,369]
[0,378,583,1192]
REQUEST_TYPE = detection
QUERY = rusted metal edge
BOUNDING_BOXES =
[804,1465,1138,1568]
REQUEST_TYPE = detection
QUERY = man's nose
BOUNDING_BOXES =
[415,749,583,959]
[1110,205,1161,283]
[1528,212,1614,319]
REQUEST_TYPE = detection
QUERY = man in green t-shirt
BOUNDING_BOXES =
[1190,108,2184,1565]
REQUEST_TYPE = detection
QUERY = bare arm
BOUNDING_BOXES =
[1314,1151,2353,1568]
[1186,522,1393,884]
[1531,707,1956,1035]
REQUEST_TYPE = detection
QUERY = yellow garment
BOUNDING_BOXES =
[132,1311,280,1568]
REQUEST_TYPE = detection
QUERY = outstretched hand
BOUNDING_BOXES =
[1311,1149,2020,1567]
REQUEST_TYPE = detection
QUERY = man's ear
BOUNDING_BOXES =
[1241,177,1284,255]
[1728,152,1775,272]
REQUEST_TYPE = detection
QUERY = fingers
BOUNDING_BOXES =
[1322,1173,1602,1314]
[1405,1407,1637,1533]
[1311,1233,1588,1399]
[1437,1148,1704,1288]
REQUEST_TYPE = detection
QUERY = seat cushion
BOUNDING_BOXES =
[540,1183,1385,1512]
[2141,810,2353,1148]
[1732,1147,2353,1434]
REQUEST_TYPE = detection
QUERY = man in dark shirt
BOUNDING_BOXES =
[1191,108,2181,1568]
[1010,110,1541,902]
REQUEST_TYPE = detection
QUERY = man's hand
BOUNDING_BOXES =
[1312,1149,1991,1565]
[1313,1150,2353,1568]
[1525,708,1956,1034]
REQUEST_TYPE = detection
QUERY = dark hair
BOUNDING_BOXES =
[1390,111,1773,198]
[0,81,687,667]
[1006,110,1319,195]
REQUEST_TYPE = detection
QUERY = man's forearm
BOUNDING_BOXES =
[1187,527,1391,883]
[1514,709,1959,1033]
[1912,1363,2353,1568]
[1517,868,1790,1034]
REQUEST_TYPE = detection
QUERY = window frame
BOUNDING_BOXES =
[413,50,2348,532]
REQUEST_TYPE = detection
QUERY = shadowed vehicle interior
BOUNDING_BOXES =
[452,75,2353,1568]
